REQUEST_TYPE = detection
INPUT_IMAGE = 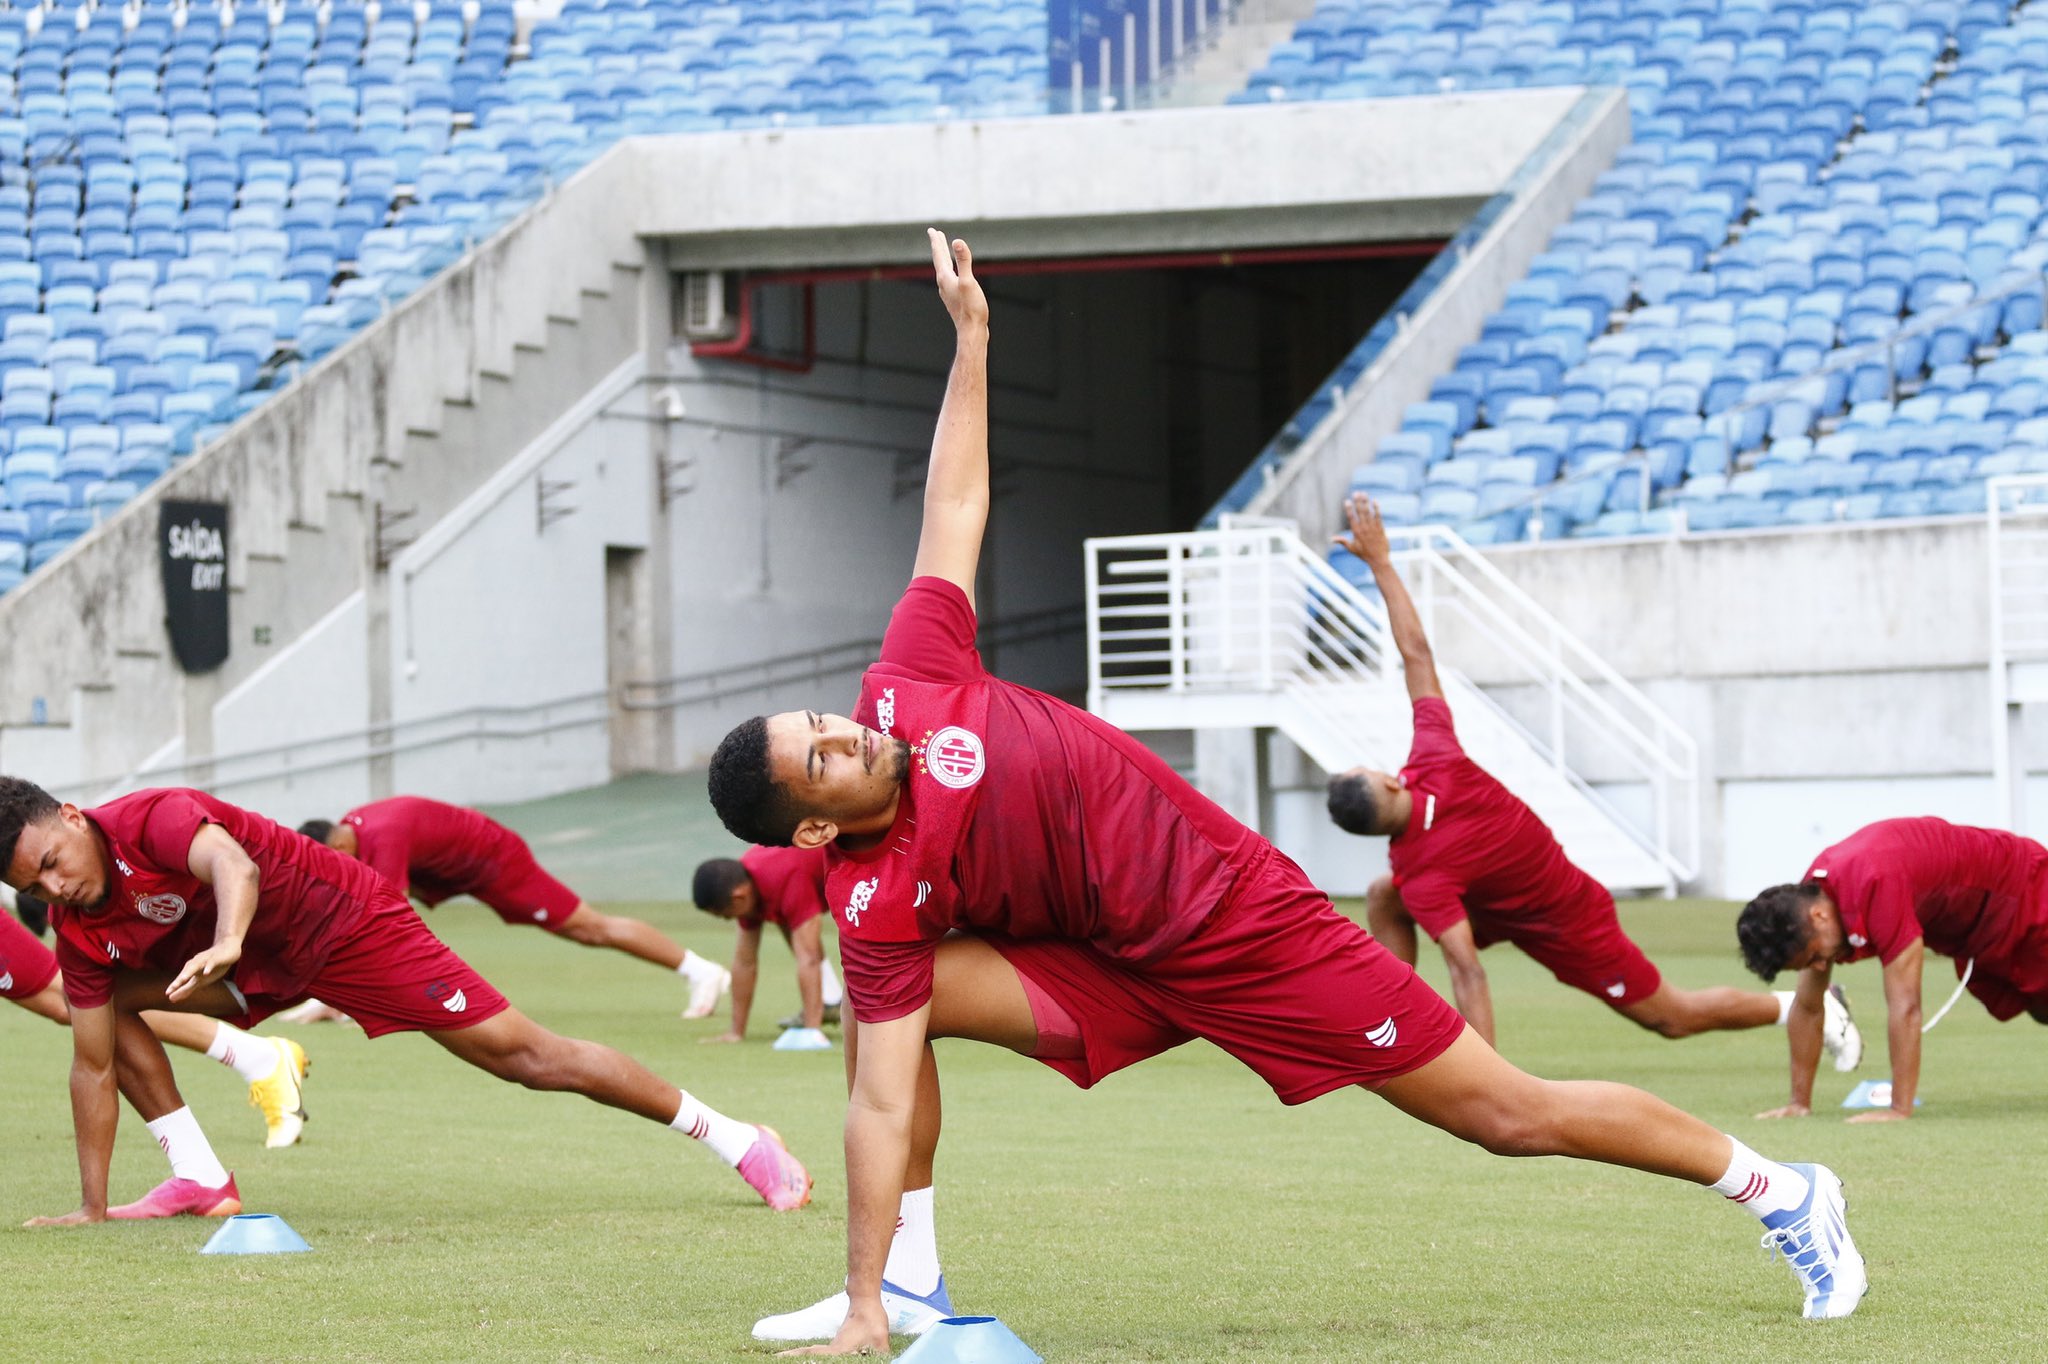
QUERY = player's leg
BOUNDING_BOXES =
[422,1003,809,1208]
[98,996,240,1218]
[13,977,69,1023]
[548,899,731,1016]
[1618,981,1784,1037]
[1364,875,1418,964]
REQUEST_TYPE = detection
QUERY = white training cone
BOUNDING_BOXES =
[773,1026,833,1051]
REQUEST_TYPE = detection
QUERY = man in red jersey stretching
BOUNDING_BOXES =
[692,845,844,1042]
[0,780,812,1226]
[708,231,1865,1355]
[1325,494,1861,1067]
[1741,816,2048,1122]
[299,796,733,1018]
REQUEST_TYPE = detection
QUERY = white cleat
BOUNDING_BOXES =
[751,1277,955,1342]
[1821,984,1863,1073]
[1760,1163,1868,1320]
[682,965,731,1020]
[274,998,354,1026]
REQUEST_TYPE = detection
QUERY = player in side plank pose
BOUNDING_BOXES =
[1741,816,2048,1122]
[692,845,846,1042]
[2,905,300,1218]
[0,780,813,1227]
[708,230,1868,1354]
[300,795,734,1018]
[1324,495,1863,1065]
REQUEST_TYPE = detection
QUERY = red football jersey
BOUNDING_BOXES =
[828,578,1259,1022]
[1805,817,2048,974]
[1388,698,1609,941]
[51,788,382,1009]
[342,796,516,906]
[739,844,827,931]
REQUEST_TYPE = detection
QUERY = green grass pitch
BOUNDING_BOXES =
[4,895,2047,1362]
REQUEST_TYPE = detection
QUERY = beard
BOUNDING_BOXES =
[888,737,913,782]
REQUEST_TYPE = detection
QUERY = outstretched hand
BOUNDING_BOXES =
[167,942,241,1003]
[1333,493,1391,565]
[928,228,988,333]
[1755,1103,1811,1119]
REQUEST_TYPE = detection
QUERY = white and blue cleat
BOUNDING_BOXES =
[752,1276,956,1341]
[1760,1163,1868,1320]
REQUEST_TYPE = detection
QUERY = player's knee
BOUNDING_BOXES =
[1462,1107,1555,1158]
[1628,1008,1693,1040]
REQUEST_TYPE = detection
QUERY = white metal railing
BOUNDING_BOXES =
[1986,472,2048,828]
[1086,520,1700,882]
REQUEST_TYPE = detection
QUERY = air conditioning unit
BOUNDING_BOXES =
[679,271,737,341]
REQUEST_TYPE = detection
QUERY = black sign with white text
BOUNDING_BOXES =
[160,500,229,674]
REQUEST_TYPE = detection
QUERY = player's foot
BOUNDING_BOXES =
[777,1005,841,1028]
[735,1124,813,1211]
[682,964,732,1020]
[248,1037,310,1148]
[1821,984,1862,1073]
[108,1174,242,1220]
[274,998,353,1025]
[1760,1163,1867,1320]
[751,1277,955,1341]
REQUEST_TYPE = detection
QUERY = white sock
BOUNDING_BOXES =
[1772,991,1794,1026]
[670,1092,758,1166]
[205,1023,282,1084]
[676,950,721,985]
[821,958,844,1009]
[883,1185,942,1296]
[1710,1137,1810,1219]
[145,1106,230,1187]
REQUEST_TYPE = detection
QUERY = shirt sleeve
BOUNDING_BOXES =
[126,790,215,876]
[876,577,982,684]
[1396,868,1471,941]
[359,833,412,893]
[1863,875,1924,965]
[1406,697,1465,769]
[838,933,938,1022]
[54,934,114,1010]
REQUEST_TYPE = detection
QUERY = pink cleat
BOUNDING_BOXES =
[108,1175,242,1220]
[736,1126,813,1211]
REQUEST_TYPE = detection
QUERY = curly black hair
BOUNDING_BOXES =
[1736,882,1823,980]
[297,818,336,844]
[707,716,801,847]
[1326,772,1385,836]
[691,857,751,912]
[0,775,59,882]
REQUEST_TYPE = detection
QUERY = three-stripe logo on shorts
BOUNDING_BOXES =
[1365,1016,1399,1048]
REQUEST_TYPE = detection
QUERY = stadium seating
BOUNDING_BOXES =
[1264,0,2048,547]
[0,0,1050,595]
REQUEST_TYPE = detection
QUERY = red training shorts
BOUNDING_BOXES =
[988,847,1466,1105]
[0,911,59,1001]
[1466,891,1663,1008]
[235,892,510,1038]
[471,838,584,932]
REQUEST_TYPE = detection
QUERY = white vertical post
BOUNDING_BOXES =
[1167,545,1186,693]
[1098,35,1112,108]
[1148,0,1162,81]
[1084,539,1104,713]
[1990,478,2017,831]
[1257,531,1274,691]
[1123,12,1137,108]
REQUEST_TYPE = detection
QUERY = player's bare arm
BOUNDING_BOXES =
[1435,919,1497,1048]
[25,998,118,1227]
[909,228,991,608]
[790,916,828,1030]
[1333,494,1442,702]
[706,923,764,1044]
[1758,962,1831,1118]
[1848,940,1923,1124]
[782,1006,932,1358]
[166,824,261,1003]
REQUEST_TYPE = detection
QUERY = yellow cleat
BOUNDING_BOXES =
[248,1037,310,1149]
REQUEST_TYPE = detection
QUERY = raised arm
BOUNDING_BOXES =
[910,228,992,609]
[1849,940,1923,1124]
[1333,494,1442,702]
[166,823,261,1003]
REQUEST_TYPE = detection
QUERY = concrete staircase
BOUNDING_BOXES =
[1155,0,1318,109]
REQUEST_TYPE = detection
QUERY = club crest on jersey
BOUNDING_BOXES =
[135,893,188,925]
[843,875,878,928]
[916,726,985,790]
[877,687,898,735]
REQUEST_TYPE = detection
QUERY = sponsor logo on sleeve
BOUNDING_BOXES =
[135,893,188,925]
[919,726,986,790]
[115,857,133,876]
[843,875,879,928]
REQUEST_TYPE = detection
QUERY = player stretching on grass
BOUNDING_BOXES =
[1325,496,1863,1064]
[1742,816,2048,1123]
[0,780,813,1227]
[710,231,1866,1354]
[6,899,313,1154]
[692,846,846,1043]
[300,796,733,1018]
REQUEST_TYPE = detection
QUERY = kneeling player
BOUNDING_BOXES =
[300,796,733,1018]
[1325,494,1862,1065]
[0,779,812,1226]
[691,845,845,1041]
[1742,816,2048,1122]
[718,233,1865,1354]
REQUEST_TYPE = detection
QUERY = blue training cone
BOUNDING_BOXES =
[894,1317,1042,1364]
[1841,1079,1922,1109]
[773,1026,833,1052]
[200,1213,312,1255]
